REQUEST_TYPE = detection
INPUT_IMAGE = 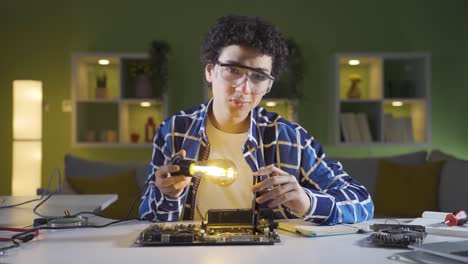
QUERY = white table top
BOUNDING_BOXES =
[0,220,464,264]
[0,196,465,264]
[0,194,118,227]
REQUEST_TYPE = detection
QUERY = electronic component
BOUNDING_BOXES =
[135,208,280,246]
[444,210,468,227]
[33,212,88,228]
[368,223,426,248]
[47,216,88,228]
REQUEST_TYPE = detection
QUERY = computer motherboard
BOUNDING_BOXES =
[135,209,280,246]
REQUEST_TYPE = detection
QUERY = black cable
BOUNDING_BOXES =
[32,191,57,218]
[0,212,142,255]
[125,176,153,220]
[0,168,147,255]
[0,168,61,210]
[125,189,143,220]
[0,240,20,256]
[0,196,43,209]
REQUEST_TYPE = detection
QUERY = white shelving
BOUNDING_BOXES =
[332,52,431,146]
[71,52,165,147]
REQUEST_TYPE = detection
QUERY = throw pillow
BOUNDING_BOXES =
[59,177,78,194]
[67,170,140,219]
[330,151,428,198]
[64,154,150,192]
[374,159,444,217]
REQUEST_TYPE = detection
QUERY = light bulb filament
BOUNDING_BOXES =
[190,165,234,178]
[170,155,238,187]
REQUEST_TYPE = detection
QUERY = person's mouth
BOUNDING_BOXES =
[229,98,250,107]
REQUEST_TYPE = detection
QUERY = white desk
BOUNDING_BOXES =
[0,194,118,227]
[1,216,465,264]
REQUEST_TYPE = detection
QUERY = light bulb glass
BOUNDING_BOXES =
[189,159,238,186]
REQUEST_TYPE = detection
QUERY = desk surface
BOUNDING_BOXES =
[0,194,117,227]
[1,220,464,264]
[0,196,464,264]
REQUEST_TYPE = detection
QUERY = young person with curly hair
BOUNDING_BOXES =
[139,15,374,224]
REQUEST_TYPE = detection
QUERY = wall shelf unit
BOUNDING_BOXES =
[332,52,431,146]
[71,52,165,147]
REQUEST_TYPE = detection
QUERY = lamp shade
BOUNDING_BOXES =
[12,80,42,195]
[12,141,42,195]
[13,80,42,140]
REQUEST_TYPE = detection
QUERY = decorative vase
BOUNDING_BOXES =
[135,73,153,98]
[96,73,107,99]
[347,74,362,99]
[84,130,96,142]
[145,117,156,143]
[130,132,140,143]
[107,129,117,143]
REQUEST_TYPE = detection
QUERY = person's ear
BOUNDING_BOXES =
[205,64,215,83]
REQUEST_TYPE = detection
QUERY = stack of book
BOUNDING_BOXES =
[340,112,373,143]
[383,114,414,143]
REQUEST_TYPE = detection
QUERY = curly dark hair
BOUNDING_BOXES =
[201,15,289,78]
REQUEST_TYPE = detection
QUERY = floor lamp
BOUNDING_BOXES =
[12,80,42,196]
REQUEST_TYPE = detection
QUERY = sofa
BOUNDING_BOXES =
[60,154,150,219]
[61,150,468,219]
[331,150,468,217]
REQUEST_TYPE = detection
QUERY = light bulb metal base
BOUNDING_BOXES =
[170,155,194,176]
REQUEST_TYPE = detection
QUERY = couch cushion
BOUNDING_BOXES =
[330,151,428,198]
[429,150,468,212]
[374,159,444,217]
[63,154,150,192]
[67,170,139,219]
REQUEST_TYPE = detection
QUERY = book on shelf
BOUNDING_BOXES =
[340,113,352,142]
[340,112,372,143]
[356,112,372,143]
[409,211,468,238]
[401,117,414,143]
[383,114,414,143]
[383,113,394,142]
[277,219,370,237]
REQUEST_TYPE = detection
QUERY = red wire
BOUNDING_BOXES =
[0,227,39,241]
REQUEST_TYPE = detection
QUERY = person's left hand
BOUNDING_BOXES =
[252,164,311,216]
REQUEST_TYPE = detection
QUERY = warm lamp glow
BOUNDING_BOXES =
[98,59,110,65]
[12,142,42,195]
[348,59,360,66]
[265,101,277,107]
[140,102,151,107]
[12,80,43,196]
[172,156,238,187]
[392,101,404,107]
[13,80,42,140]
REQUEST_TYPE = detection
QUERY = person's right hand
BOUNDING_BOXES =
[155,150,192,198]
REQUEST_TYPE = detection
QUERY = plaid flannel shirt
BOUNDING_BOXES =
[139,100,374,224]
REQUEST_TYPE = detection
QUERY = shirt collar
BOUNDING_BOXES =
[198,98,260,149]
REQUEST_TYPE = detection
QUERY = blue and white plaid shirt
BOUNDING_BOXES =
[139,100,374,224]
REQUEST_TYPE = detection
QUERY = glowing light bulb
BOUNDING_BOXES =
[98,59,110,65]
[348,59,360,66]
[171,155,238,186]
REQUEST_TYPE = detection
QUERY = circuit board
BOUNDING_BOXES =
[135,209,280,246]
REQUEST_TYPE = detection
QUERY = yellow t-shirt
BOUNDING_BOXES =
[194,118,253,220]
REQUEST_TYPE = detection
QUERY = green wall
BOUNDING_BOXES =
[1,0,467,194]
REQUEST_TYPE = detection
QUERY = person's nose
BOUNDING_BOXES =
[234,75,253,94]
